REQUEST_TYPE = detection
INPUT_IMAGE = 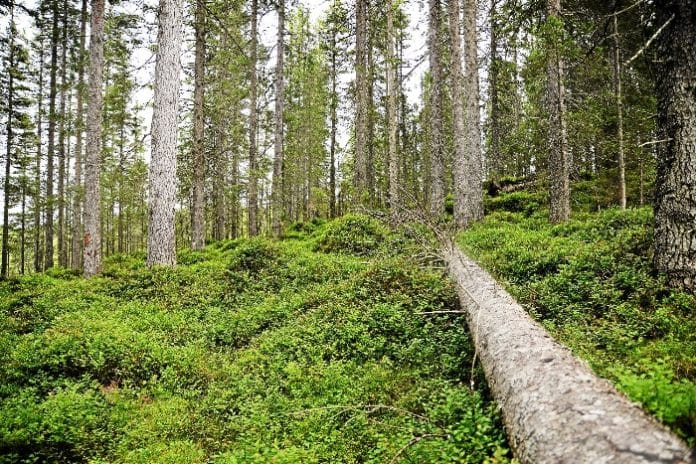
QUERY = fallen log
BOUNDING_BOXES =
[443,245,694,464]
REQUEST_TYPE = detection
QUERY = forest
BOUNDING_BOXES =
[0,0,694,462]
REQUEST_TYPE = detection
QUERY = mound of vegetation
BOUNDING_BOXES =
[459,204,695,445]
[0,219,510,463]
[313,214,388,256]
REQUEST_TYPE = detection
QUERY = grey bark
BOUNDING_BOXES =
[354,0,369,201]
[428,0,444,216]
[546,0,570,223]
[387,0,399,219]
[247,0,259,237]
[489,0,500,179]
[57,0,69,268]
[71,0,88,270]
[463,0,484,222]
[34,33,45,273]
[653,0,696,292]
[147,0,182,266]
[444,245,693,463]
[271,0,285,237]
[83,0,105,277]
[45,0,60,269]
[2,4,15,278]
[612,11,626,209]
[191,0,206,250]
[329,4,338,219]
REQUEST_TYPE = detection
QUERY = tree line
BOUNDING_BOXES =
[0,0,694,291]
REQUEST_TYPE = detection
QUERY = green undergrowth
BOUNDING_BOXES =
[458,203,696,445]
[0,214,511,463]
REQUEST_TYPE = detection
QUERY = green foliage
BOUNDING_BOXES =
[0,217,510,463]
[485,191,546,216]
[313,214,388,256]
[459,207,696,444]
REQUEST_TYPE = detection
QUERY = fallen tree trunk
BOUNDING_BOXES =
[443,245,693,464]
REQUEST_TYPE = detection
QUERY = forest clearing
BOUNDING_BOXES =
[1,0,695,461]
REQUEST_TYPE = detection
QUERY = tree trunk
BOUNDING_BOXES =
[2,4,16,278]
[354,0,369,202]
[329,8,338,219]
[147,0,182,265]
[443,246,693,463]
[387,0,399,220]
[612,11,626,209]
[546,0,570,223]
[271,0,285,236]
[34,33,45,273]
[463,0,484,222]
[653,0,696,292]
[57,0,69,268]
[191,0,206,250]
[489,0,501,180]
[247,0,259,237]
[71,0,88,270]
[428,0,444,216]
[45,0,60,269]
[83,0,106,277]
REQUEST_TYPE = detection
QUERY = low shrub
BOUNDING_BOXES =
[313,214,387,256]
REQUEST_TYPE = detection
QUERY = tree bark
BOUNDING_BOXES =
[463,0,484,222]
[34,33,45,273]
[83,0,106,277]
[354,0,369,202]
[57,0,69,268]
[443,245,693,463]
[247,0,259,237]
[489,0,501,180]
[147,0,182,266]
[45,0,60,269]
[653,0,696,292]
[271,0,285,236]
[191,0,206,250]
[2,4,16,278]
[428,0,444,216]
[71,0,88,270]
[612,11,626,209]
[546,0,570,223]
[387,0,399,220]
[329,5,338,219]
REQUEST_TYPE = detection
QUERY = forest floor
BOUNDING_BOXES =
[0,215,511,464]
[459,194,695,447]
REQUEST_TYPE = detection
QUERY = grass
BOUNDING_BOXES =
[458,204,696,445]
[0,215,511,464]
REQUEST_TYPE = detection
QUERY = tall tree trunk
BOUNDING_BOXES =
[271,0,285,236]
[57,0,69,267]
[20,173,26,275]
[463,0,484,222]
[428,0,444,216]
[191,0,206,249]
[147,0,183,265]
[34,34,45,273]
[612,11,626,209]
[546,0,570,223]
[354,0,369,201]
[247,0,259,237]
[71,0,88,270]
[387,0,399,219]
[83,0,106,277]
[2,4,16,278]
[45,0,60,269]
[213,121,226,241]
[489,0,501,180]
[329,8,338,219]
[117,116,125,254]
[653,0,696,292]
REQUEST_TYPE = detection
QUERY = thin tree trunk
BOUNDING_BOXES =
[329,9,338,219]
[83,0,106,277]
[2,5,16,278]
[20,174,26,275]
[428,0,444,216]
[45,0,60,269]
[489,0,501,180]
[57,0,69,267]
[147,0,182,265]
[387,0,399,219]
[271,0,285,236]
[71,0,88,270]
[653,0,696,292]
[354,0,369,201]
[117,116,125,254]
[213,121,226,241]
[34,34,45,273]
[547,0,570,223]
[191,0,206,249]
[612,12,626,209]
[463,0,484,221]
[247,0,259,237]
